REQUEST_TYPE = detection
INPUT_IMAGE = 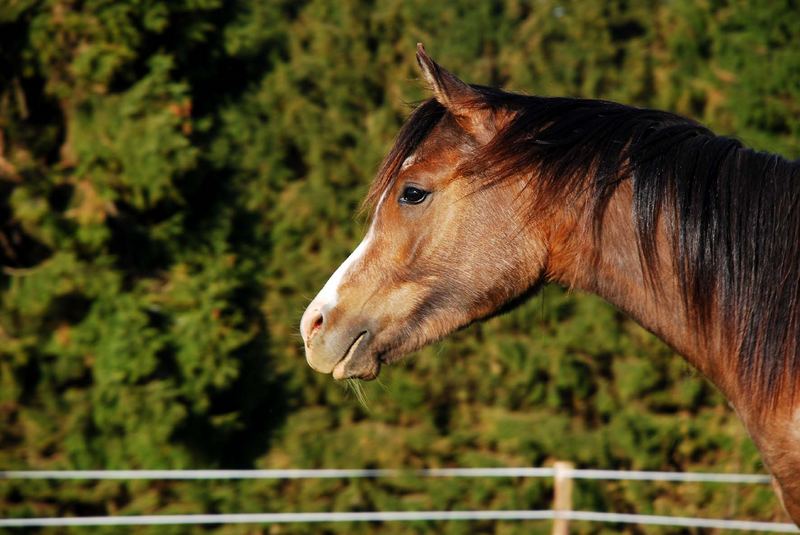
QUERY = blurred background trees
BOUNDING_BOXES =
[1,0,798,532]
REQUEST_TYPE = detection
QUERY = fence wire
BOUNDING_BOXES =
[0,467,774,483]
[1,467,794,531]
[0,510,797,531]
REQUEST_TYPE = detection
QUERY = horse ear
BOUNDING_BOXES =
[415,43,495,143]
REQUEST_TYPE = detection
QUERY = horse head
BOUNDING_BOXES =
[300,45,550,380]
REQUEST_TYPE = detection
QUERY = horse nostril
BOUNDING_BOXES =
[311,313,323,334]
[305,310,324,346]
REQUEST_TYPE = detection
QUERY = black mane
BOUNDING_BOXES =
[371,88,800,408]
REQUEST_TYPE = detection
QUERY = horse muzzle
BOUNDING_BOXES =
[300,305,380,380]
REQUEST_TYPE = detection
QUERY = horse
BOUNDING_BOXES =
[300,44,800,524]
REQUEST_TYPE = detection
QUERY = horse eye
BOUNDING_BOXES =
[399,186,429,205]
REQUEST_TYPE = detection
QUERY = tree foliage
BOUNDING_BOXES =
[1,0,798,532]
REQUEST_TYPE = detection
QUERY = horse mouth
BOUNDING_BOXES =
[332,331,375,380]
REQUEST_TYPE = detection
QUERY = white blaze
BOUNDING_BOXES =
[314,231,373,308]
[309,160,398,312]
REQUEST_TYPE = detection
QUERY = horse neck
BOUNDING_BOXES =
[539,174,800,517]
[545,181,735,399]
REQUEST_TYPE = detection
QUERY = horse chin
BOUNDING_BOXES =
[330,321,455,380]
[331,332,381,380]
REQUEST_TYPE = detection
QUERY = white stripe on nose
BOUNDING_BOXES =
[300,181,394,347]
[300,229,375,346]
[314,232,373,309]
[311,183,393,313]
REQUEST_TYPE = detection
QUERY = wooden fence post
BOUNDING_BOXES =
[552,461,574,535]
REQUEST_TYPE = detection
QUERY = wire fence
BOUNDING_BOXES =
[1,511,799,531]
[1,467,797,531]
[0,467,774,483]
